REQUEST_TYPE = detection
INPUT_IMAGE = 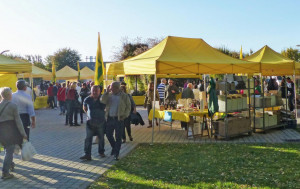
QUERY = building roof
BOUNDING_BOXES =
[79,62,110,71]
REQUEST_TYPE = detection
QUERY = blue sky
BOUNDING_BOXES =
[0,0,299,62]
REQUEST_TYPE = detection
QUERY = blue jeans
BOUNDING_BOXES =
[2,145,14,174]
[84,122,105,155]
[106,118,124,156]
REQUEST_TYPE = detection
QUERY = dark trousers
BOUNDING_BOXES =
[69,107,78,125]
[106,117,124,156]
[181,121,188,130]
[59,101,65,114]
[20,113,30,141]
[48,96,54,109]
[122,116,131,140]
[84,121,105,156]
[288,95,295,111]
[80,107,84,122]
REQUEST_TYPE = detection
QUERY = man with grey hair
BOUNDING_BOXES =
[12,80,36,140]
[101,82,131,160]
[181,83,194,130]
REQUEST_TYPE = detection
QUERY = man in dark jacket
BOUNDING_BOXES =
[165,79,179,108]
[181,83,194,130]
[80,85,106,160]
[182,83,194,99]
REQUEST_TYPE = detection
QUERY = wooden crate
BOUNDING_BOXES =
[215,117,251,136]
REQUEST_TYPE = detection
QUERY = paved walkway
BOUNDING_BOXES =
[0,107,300,188]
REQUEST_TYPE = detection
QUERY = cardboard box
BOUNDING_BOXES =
[254,116,269,128]
[264,96,272,107]
[242,97,248,109]
[270,95,276,106]
[231,97,238,111]
[237,97,243,111]
[218,99,232,112]
[268,115,277,126]
[215,117,251,136]
[251,96,263,107]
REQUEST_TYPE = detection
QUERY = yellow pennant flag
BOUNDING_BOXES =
[77,61,80,81]
[94,32,105,86]
[240,45,243,59]
[52,60,56,83]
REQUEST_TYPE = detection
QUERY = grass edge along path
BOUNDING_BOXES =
[90,143,300,189]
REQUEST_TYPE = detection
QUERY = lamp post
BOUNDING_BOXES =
[0,50,10,55]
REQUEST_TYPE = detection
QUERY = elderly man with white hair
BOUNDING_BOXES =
[0,87,27,179]
[181,83,195,99]
[101,82,131,160]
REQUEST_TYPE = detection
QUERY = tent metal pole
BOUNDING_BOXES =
[293,72,297,121]
[151,72,157,145]
[135,75,138,94]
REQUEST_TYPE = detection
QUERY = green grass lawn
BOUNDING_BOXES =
[90,143,300,189]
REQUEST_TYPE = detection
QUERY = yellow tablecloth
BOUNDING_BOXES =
[148,109,209,122]
[34,96,48,109]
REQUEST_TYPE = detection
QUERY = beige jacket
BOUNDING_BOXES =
[101,91,131,121]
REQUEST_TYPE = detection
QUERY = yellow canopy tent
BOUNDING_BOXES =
[0,55,32,74]
[0,55,32,91]
[80,66,94,80]
[56,65,78,80]
[111,36,260,75]
[17,65,52,80]
[243,45,295,76]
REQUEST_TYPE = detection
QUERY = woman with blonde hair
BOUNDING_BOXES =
[66,82,80,126]
[0,87,27,179]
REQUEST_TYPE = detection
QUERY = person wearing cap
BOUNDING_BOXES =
[12,80,36,140]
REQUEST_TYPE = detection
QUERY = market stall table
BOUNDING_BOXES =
[148,109,211,137]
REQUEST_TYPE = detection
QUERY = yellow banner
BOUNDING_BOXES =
[94,33,105,86]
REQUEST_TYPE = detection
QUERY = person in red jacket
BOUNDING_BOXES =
[47,84,54,109]
[57,83,66,115]
[66,82,80,126]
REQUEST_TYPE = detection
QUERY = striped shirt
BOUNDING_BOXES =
[157,83,165,99]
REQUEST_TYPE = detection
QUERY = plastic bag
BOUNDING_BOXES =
[21,141,37,161]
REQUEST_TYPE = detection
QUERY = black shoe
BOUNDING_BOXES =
[81,120,83,124]
[122,139,126,143]
[99,153,106,158]
[79,155,92,161]
[1,173,14,179]
[69,124,74,126]
[74,123,80,126]
[114,155,119,161]
[129,136,133,141]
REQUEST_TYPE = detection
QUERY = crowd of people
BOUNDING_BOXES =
[0,75,297,180]
[0,80,140,179]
